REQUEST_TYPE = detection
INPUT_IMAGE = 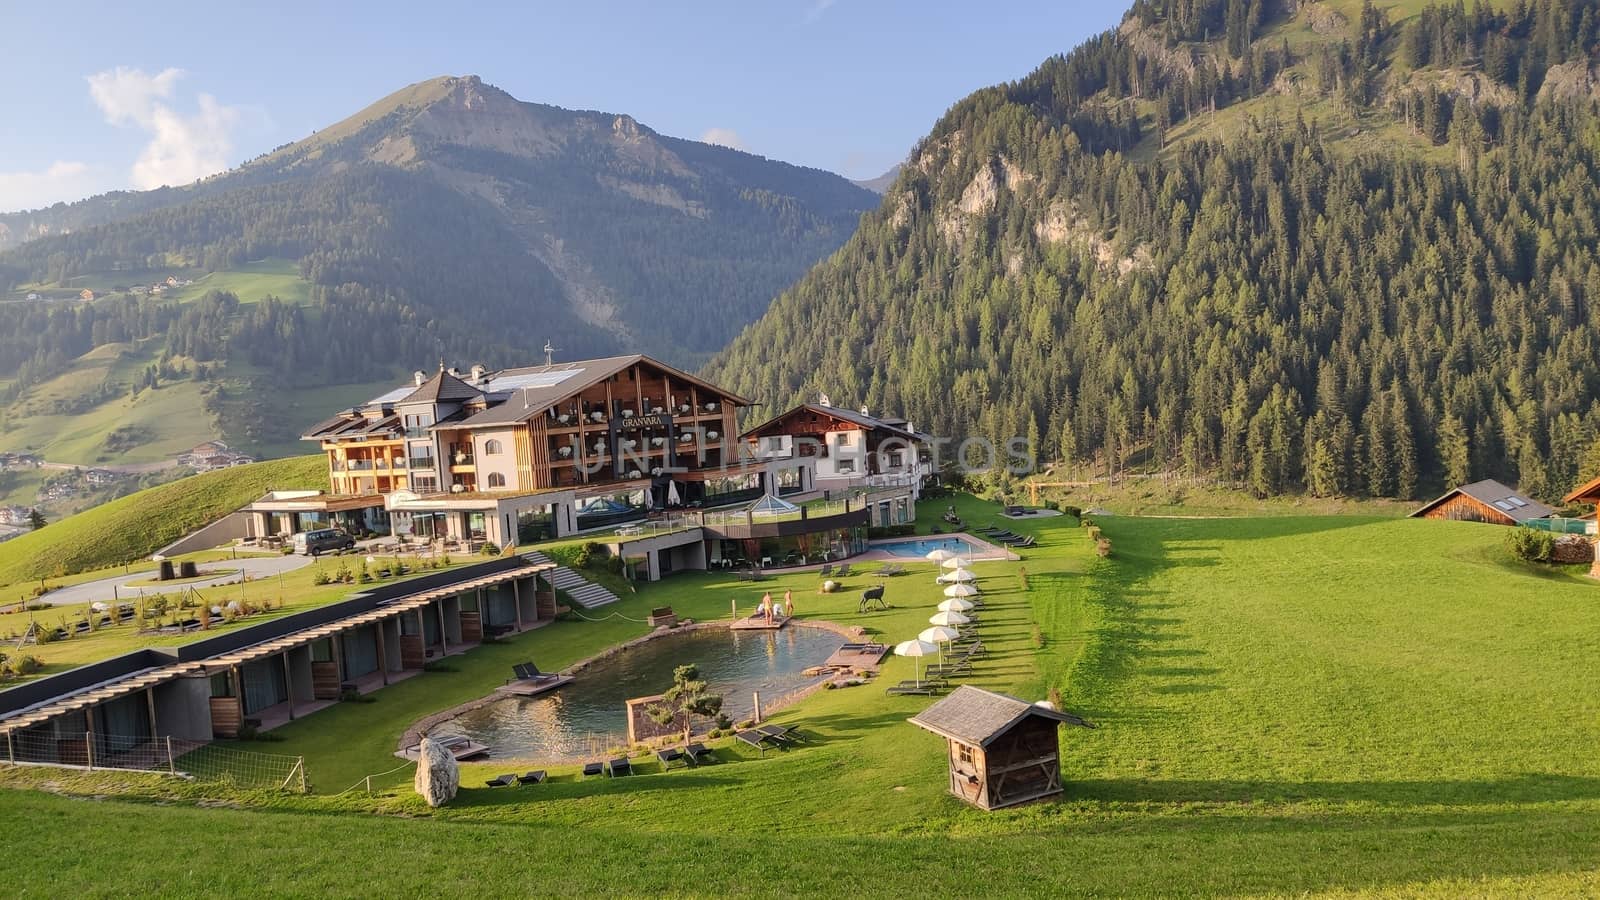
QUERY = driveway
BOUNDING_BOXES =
[37,554,315,608]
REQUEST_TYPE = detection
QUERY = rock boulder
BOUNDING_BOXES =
[413,737,459,808]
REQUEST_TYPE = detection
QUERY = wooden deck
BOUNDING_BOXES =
[823,643,891,672]
[495,675,575,697]
[398,735,489,762]
[730,613,790,631]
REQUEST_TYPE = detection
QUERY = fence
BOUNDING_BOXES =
[3,730,307,793]
[1523,517,1595,536]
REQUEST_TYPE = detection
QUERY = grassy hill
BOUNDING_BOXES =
[0,454,324,588]
[4,498,1598,895]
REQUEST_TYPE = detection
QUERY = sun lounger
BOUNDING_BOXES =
[657,748,687,770]
[835,563,852,577]
[873,563,894,576]
[989,531,1021,542]
[1007,536,1036,549]
[885,680,944,696]
[485,774,515,787]
[518,770,547,785]
[684,743,715,765]
[931,650,974,670]
[582,761,603,778]
[607,757,633,777]
[735,730,775,754]
[510,662,560,683]
[819,564,833,577]
[756,723,804,743]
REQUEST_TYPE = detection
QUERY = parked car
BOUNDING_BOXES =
[293,528,355,556]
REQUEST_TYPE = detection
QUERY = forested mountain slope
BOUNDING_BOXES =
[709,0,1600,500]
[0,76,875,369]
[0,76,874,469]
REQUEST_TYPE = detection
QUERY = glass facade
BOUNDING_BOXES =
[709,524,869,567]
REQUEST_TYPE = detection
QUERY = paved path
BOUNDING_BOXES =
[38,554,314,607]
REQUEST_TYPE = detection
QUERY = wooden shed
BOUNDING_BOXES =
[1409,479,1553,526]
[908,685,1093,811]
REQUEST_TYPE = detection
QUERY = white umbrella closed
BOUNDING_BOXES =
[924,548,955,563]
[942,583,980,598]
[893,638,939,684]
[666,480,681,506]
[940,556,973,569]
[928,610,971,627]
[937,597,975,613]
[938,568,977,584]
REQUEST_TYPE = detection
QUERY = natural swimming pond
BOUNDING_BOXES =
[436,626,840,760]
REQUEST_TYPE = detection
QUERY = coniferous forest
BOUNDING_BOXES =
[709,0,1600,500]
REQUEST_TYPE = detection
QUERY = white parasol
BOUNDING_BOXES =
[893,638,939,684]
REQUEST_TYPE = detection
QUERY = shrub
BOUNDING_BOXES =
[1095,538,1113,558]
[357,560,372,583]
[1506,527,1556,563]
[1031,624,1045,648]
[311,568,331,586]
[1062,505,1082,519]
[479,542,500,556]
[11,654,42,675]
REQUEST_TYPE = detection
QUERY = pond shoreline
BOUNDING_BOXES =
[397,617,865,758]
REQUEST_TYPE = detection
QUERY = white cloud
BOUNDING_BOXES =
[700,127,747,151]
[804,0,837,23]
[86,67,240,190]
[0,160,101,212]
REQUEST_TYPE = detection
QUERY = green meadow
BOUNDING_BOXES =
[2,495,1598,897]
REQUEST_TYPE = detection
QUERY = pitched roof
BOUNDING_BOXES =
[743,403,928,443]
[401,369,483,404]
[439,354,752,430]
[1410,479,1554,523]
[1564,472,1600,504]
[908,685,1092,748]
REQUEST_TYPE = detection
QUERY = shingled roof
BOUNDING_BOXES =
[1410,479,1553,523]
[402,369,483,404]
[908,685,1092,747]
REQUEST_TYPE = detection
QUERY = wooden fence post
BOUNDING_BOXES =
[5,731,13,766]
[166,736,176,775]
[298,757,307,794]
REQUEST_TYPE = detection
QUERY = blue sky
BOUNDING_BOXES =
[0,1,1127,212]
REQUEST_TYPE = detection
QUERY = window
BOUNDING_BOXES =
[837,458,857,474]
[957,743,974,765]
[487,472,507,489]
[484,439,503,455]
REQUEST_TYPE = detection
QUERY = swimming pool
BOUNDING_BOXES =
[873,536,988,558]
[435,626,838,761]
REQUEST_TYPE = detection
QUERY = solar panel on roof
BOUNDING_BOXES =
[487,369,584,391]
[1509,497,1529,508]
[1493,500,1515,511]
[367,385,415,405]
